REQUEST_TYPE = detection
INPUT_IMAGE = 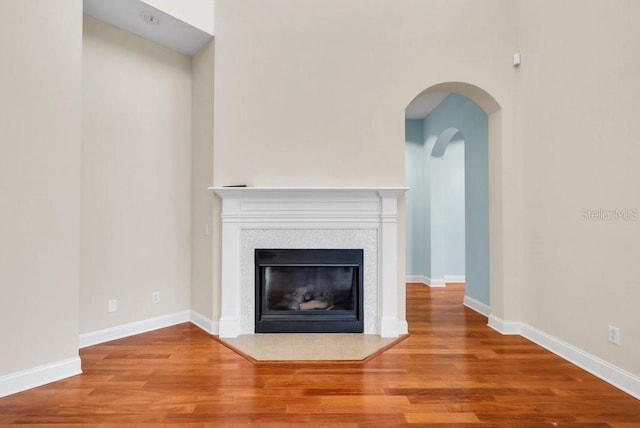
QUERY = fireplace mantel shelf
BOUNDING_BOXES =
[210,186,409,198]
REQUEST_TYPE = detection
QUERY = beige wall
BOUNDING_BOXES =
[212,0,521,332]
[191,40,215,321]
[213,0,518,186]
[518,0,640,374]
[81,16,192,333]
[212,0,640,377]
[0,0,82,375]
[3,0,638,391]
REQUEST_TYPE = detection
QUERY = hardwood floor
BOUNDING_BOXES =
[1,283,639,427]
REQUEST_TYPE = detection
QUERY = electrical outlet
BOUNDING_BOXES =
[108,299,118,313]
[152,292,160,304]
[608,325,620,345]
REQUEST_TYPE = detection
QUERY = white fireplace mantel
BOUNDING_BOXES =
[210,186,409,338]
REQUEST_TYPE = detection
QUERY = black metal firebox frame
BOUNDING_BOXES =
[255,249,364,333]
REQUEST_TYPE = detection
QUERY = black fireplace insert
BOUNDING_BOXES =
[255,249,364,333]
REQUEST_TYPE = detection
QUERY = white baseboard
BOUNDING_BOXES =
[396,319,409,336]
[488,314,522,335]
[190,310,218,335]
[8,312,637,402]
[488,315,640,400]
[79,310,191,348]
[463,295,490,317]
[3,312,216,399]
[522,323,640,400]
[0,356,82,398]
[429,278,445,287]
[406,275,429,285]
[380,318,409,338]
[406,275,445,287]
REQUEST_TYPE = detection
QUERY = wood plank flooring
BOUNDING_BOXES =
[1,283,639,427]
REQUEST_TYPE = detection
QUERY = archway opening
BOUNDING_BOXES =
[405,82,499,317]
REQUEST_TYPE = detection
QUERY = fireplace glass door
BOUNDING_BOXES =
[255,249,363,333]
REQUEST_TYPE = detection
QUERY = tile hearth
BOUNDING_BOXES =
[218,333,406,361]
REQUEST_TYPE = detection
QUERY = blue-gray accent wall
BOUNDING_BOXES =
[405,119,429,277]
[405,93,490,306]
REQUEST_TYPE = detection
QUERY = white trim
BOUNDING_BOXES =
[521,324,640,400]
[429,278,446,287]
[0,357,81,398]
[406,275,446,287]
[444,275,466,283]
[488,315,640,400]
[79,310,191,348]
[210,186,409,197]
[397,319,409,335]
[406,275,429,285]
[463,295,490,317]
[380,318,409,337]
[190,310,218,335]
[212,187,409,338]
[4,312,212,398]
[488,314,522,335]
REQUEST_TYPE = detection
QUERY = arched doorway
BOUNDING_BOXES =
[404,82,501,317]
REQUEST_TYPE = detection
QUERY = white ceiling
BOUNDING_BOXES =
[405,91,450,119]
[83,0,213,56]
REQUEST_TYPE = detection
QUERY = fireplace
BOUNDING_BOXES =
[255,249,363,333]
[210,187,408,338]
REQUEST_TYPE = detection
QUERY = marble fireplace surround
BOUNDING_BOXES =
[210,187,408,338]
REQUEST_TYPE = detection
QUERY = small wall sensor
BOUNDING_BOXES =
[141,11,160,25]
[513,52,522,66]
